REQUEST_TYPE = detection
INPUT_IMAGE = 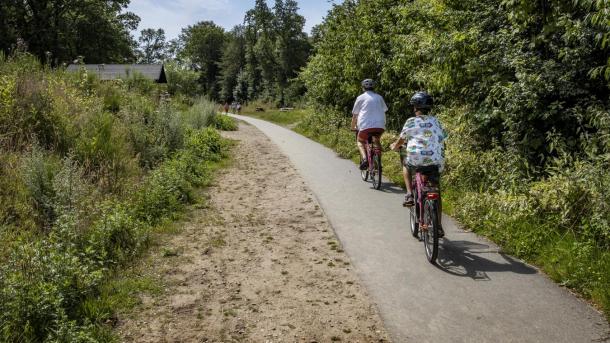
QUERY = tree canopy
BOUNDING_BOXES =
[0,0,140,64]
[302,0,610,168]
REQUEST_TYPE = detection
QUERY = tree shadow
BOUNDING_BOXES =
[434,238,537,280]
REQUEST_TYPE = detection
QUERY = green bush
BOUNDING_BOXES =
[181,97,216,130]
[212,114,238,131]
[0,54,231,340]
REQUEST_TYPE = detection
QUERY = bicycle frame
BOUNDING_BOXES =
[413,171,440,229]
[366,137,382,173]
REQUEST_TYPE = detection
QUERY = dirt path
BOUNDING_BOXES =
[117,122,390,342]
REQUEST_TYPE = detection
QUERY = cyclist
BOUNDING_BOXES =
[390,91,446,231]
[351,79,388,170]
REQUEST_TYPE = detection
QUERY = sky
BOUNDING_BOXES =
[126,0,340,40]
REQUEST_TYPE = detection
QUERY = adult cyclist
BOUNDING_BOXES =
[389,92,446,233]
[351,79,388,170]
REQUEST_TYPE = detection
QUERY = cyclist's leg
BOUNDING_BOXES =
[403,164,415,206]
[356,130,369,169]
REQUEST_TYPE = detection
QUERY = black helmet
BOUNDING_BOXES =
[410,91,433,108]
[361,79,375,90]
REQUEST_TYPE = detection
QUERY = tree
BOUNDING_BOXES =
[0,0,140,64]
[179,21,226,99]
[272,0,311,105]
[218,26,246,102]
[245,0,277,101]
[137,28,167,63]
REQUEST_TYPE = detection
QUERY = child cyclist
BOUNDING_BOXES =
[389,91,446,233]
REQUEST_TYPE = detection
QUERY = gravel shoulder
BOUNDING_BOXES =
[117,122,390,342]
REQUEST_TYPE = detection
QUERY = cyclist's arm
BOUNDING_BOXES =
[351,113,358,131]
[351,98,362,131]
[391,118,415,151]
[390,137,405,151]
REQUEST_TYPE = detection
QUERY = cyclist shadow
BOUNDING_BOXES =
[435,238,537,280]
[377,183,405,194]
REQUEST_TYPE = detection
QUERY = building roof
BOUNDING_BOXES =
[66,64,167,83]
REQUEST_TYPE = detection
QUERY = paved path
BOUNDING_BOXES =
[231,114,609,343]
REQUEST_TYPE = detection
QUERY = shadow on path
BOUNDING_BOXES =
[378,183,405,194]
[435,238,537,280]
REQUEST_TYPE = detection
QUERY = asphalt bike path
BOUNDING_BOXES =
[231,114,609,343]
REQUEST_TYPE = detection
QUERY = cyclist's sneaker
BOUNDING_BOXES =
[403,193,414,207]
[359,159,369,170]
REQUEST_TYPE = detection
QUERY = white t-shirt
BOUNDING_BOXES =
[352,91,388,130]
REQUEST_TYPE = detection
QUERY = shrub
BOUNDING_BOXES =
[0,54,231,340]
[212,114,238,131]
[181,97,216,130]
[22,147,60,230]
[75,110,134,190]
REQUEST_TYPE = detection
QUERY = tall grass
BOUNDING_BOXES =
[0,53,231,340]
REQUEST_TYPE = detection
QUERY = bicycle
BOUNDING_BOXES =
[408,165,442,264]
[356,132,383,190]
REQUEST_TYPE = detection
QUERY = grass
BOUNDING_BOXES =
[241,104,308,127]
[76,144,235,339]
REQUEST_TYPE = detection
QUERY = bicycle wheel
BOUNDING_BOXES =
[423,199,439,264]
[409,188,419,238]
[360,159,369,181]
[371,154,382,190]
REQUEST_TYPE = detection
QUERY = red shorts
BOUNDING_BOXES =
[357,128,385,142]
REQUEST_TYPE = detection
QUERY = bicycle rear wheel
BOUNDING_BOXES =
[371,154,382,190]
[423,199,439,264]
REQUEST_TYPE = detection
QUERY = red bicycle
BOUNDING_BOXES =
[358,134,383,190]
[408,165,442,263]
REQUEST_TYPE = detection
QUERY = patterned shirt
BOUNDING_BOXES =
[399,115,446,168]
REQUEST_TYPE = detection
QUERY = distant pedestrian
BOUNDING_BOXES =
[236,102,242,114]
[223,102,229,114]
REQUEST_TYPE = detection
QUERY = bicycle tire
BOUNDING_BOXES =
[410,187,419,238]
[423,199,439,264]
[409,204,418,238]
[372,154,382,190]
[358,153,369,181]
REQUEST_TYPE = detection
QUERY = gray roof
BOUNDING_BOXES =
[66,64,167,83]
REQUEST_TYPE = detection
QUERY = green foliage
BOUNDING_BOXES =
[166,62,202,98]
[76,110,133,190]
[173,1,311,105]
[0,54,231,340]
[0,0,140,64]
[180,97,216,130]
[212,114,238,131]
[136,28,167,64]
[179,21,227,98]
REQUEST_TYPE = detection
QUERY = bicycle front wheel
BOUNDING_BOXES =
[409,203,419,238]
[371,154,382,190]
[360,158,369,181]
[423,199,439,264]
